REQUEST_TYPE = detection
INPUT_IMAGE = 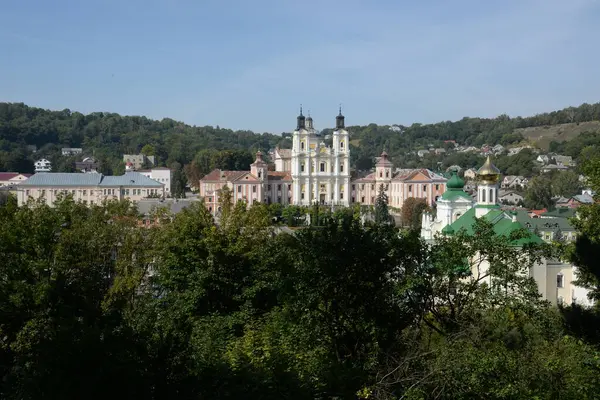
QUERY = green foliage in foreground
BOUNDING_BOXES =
[0,193,600,399]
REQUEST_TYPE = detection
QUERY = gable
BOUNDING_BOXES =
[232,172,260,182]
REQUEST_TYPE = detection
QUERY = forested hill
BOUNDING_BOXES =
[0,102,285,174]
[2,101,600,175]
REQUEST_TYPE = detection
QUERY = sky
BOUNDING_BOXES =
[1,0,600,133]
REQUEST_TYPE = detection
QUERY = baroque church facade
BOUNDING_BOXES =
[199,108,448,213]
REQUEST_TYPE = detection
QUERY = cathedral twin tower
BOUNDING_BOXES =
[291,107,351,206]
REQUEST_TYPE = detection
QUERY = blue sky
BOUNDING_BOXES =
[2,0,599,133]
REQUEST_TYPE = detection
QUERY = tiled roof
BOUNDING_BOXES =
[444,207,544,245]
[202,169,248,182]
[137,198,199,215]
[0,172,31,181]
[542,208,576,219]
[20,172,163,187]
[267,171,292,181]
[99,172,163,187]
[22,173,103,186]
[276,148,292,158]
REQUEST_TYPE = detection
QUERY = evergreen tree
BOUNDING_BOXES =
[374,184,391,225]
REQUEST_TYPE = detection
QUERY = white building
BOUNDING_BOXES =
[34,159,52,172]
[421,156,593,307]
[138,167,172,195]
[291,108,350,206]
[61,148,83,156]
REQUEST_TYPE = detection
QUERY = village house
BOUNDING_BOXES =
[61,148,83,156]
[34,158,52,172]
[123,154,156,170]
[498,190,524,205]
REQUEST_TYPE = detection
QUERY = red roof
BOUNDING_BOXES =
[0,172,31,181]
[529,208,547,216]
[202,169,249,182]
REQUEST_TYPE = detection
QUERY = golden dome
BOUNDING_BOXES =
[477,155,501,183]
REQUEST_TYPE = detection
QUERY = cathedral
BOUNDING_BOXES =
[199,108,447,212]
[291,108,351,206]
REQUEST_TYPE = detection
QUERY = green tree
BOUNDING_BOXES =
[525,175,554,209]
[140,144,156,156]
[401,197,428,230]
[374,184,392,225]
[552,170,582,198]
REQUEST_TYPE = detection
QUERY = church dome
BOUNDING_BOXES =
[446,172,465,190]
[477,155,501,183]
[442,224,455,235]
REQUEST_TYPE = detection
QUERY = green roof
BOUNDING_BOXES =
[442,207,544,245]
[513,210,575,232]
[541,208,576,219]
[441,190,473,201]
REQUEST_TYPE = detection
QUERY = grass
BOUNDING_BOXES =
[515,121,600,150]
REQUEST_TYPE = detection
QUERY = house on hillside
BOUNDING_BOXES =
[34,159,52,172]
[61,148,83,156]
[553,155,574,167]
[498,190,524,205]
[541,164,569,173]
[123,154,156,170]
[463,168,477,180]
[502,175,528,189]
[75,157,100,173]
[537,155,550,164]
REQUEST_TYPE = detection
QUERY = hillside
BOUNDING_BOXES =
[2,101,600,177]
[515,121,600,150]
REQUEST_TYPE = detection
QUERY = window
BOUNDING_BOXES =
[408,185,412,193]
[320,163,325,172]
[82,190,87,196]
[361,196,365,203]
[340,192,344,200]
[311,163,315,173]
[277,196,281,203]
[379,171,383,178]
[301,193,305,200]
[207,197,212,203]
[301,141,305,150]
[489,188,493,203]
[481,190,486,202]
[351,197,355,203]
[371,184,375,190]
[557,273,564,288]
[277,184,281,191]
[238,185,242,191]
[371,196,375,203]
[252,185,257,193]
[125,189,130,195]
[340,164,344,172]
[386,171,389,178]
[340,141,344,149]
[288,184,292,191]
[258,171,262,179]
[25,190,30,196]
[435,184,439,190]
[40,189,45,197]
[267,184,271,190]
[423,185,427,192]
[301,163,305,172]
[361,184,365,190]
[351,184,355,190]
[71,190,76,195]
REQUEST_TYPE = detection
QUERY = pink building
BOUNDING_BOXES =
[199,151,447,214]
[199,151,292,215]
[351,152,447,209]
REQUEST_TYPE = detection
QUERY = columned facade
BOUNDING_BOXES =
[290,108,350,206]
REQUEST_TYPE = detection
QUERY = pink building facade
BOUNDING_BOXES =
[199,151,447,215]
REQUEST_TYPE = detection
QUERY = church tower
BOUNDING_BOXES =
[291,107,351,206]
[250,150,267,181]
[475,156,501,218]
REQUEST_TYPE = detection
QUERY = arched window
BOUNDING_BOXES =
[340,141,345,149]
[489,188,493,203]
[481,189,486,203]
[301,141,305,150]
